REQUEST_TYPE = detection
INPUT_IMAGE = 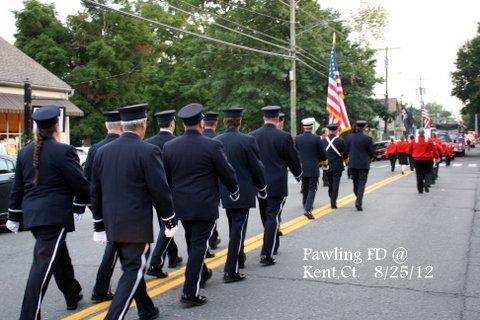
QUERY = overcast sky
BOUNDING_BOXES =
[1,1,479,116]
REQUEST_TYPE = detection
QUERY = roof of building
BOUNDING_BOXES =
[0,92,83,117]
[0,37,71,92]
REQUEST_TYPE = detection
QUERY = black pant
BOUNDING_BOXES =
[409,155,415,170]
[301,177,318,212]
[105,242,154,320]
[92,241,118,296]
[20,226,81,320]
[349,169,369,207]
[150,223,179,269]
[326,171,342,206]
[224,208,249,274]
[445,156,452,166]
[433,162,439,180]
[260,197,286,258]
[322,170,329,186]
[414,160,433,192]
[209,227,220,248]
[389,156,397,172]
[182,220,216,296]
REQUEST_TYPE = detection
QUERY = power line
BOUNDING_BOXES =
[296,2,346,38]
[296,51,328,69]
[162,1,291,53]
[232,3,293,24]
[68,68,139,85]
[83,0,291,60]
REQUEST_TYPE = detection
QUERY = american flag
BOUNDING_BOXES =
[326,44,350,133]
[421,105,431,128]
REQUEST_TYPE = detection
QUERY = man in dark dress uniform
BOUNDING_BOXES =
[91,104,177,320]
[7,106,90,319]
[322,123,347,209]
[215,108,267,282]
[295,118,327,219]
[85,111,122,303]
[163,103,239,306]
[345,120,374,211]
[250,106,302,266]
[202,111,221,254]
[145,110,183,278]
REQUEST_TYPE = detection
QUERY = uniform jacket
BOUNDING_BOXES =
[8,139,90,232]
[145,130,176,151]
[215,128,266,208]
[432,138,444,157]
[410,137,439,161]
[91,132,174,243]
[321,134,347,172]
[203,129,217,138]
[345,132,374,170]
[250,124,302,197]
[396,141,410,154]
[163,130,238,220]
[443,143,454,156]
[294,132,326,177]
[386,143,397,158]
[84,133,120,183]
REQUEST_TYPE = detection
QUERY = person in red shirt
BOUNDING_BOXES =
[396,136,410,174]
[386,139,397,172]
[410,129,439,193]
[443,142,454,166]
[408,135,415,171]
[431,132,444,183]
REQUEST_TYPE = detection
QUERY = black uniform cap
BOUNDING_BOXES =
[32,105,60,129]
[103,110,121,122]
[262,106,281,118]
[118,103,148,121]
[279,112,285,122]
[222,108,244,118]
[356,120,367,128]
[204,112,219,121]
[179,103,204,125]
[155,110,176,125]
[327,123,339,131]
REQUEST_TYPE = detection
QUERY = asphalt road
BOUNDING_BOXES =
[1,149,480,320]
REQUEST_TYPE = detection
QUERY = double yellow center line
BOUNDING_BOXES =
[64,171,411,319]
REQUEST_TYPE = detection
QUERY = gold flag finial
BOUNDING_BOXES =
[332,32,336,48]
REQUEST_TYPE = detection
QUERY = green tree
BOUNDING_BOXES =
[14,0,71,77]
[452,23,480,116]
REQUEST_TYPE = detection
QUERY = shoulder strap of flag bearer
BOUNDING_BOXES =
[326,136,341,157]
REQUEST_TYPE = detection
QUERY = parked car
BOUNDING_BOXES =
[75,147,89,168]
[373,141,389,161]
[0,154,16,226]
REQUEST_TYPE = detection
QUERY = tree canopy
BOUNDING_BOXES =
[14,0,384,145]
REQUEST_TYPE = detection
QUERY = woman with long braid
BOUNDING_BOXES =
[5,106,90,320]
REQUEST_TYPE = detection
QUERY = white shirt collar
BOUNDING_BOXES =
[159,128,173,134]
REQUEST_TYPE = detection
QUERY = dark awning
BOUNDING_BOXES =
[0,92,83,117]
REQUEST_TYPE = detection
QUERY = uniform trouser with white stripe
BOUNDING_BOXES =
[302,177,319,212]
[261,197,286,258]
[224,208,249,274]
[20,226,81,320]
[150,222,179,268]
[182,220,216,297]
[92,241,118,296]
[105,243,154,320]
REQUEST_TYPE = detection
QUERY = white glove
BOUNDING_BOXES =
[73,213,83,222]
[93,231,107,244]
[6,220,20,233]
[164,226,178,238]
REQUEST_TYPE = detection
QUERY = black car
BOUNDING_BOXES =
[0,154,16,226]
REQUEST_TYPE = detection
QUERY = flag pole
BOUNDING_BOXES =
[332,32,336,48]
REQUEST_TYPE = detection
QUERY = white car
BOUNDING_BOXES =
[75,147,90,167]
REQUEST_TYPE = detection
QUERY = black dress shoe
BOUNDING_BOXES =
[277,229,283,236]
[260,255,276,266]
[331,203,337,209]
[224,272,246,283]
[304,211,315,220]
[355,205,363,212]
[66,292,83,310]
[168,256,183,268]
[425,186,430,193]
[181,294,207,306]
[211,238,221,250]
[200,268,212,288]
[139,307,160,320]
[91,292,114,303]
[205,250,215,258]
[146,266,168,278]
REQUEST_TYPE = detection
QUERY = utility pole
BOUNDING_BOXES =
[415,77,426,128]
[374,47,400,139]
[23,79,32,145]
[289,0,297,136]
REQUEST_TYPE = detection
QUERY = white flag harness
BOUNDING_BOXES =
[326,136,342,157]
